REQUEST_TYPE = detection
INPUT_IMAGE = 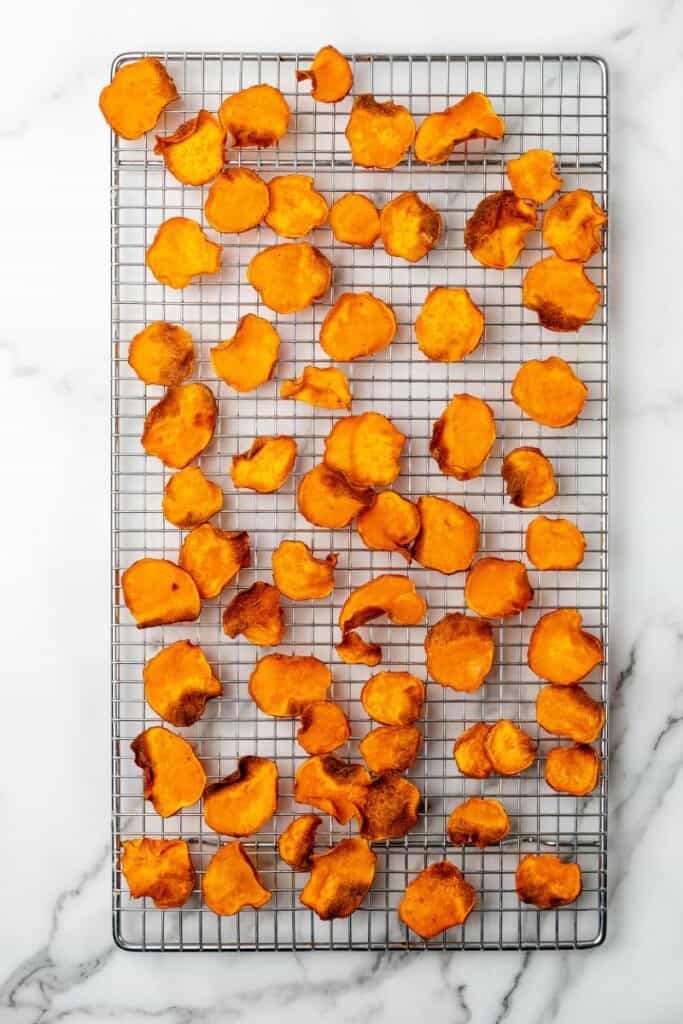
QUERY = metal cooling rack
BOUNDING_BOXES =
[111,52,609,951]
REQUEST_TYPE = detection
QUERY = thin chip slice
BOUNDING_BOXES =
[516,854,582,909]
[146,217,221,289]
[294,755,370,824]
[542,189,607,262]
[424,613,494,692]
[131,726,205,817]
[154,109,226,185]
[280,365,352,410]
[122,558,201,628]
[339,574,427,633]
[297,701,350,755]
[361,671,425,726]
[204,167,270,233]
[143,639,222,726]
[328,194,380,247]
[128,322,194,386]
[272,539,337,601]
[99,57,178,140]
[361,772,421,840]
[297,463,373,528]
[502,447,557,508]
[247,242,332,313]
[222,582,284,647]
[296,46,353,103]
[319,292,397,361]
[485,719,536,776]
[359,724,422,773]
[523,256,601,332]
[545,744,601,796]
[345,94,416,169]
[536,685,605,743]
[202,842,271,915]
[526,516,586,571]
[415,287,484,362]
[324,412,406,488]
[357,492,420,561]
[162,467,223,528]
[231,436,297,493]
[453,723,493,779]
[265,175,328,238]
[528,608,603,685]
[278,814,322,871]
[464,191,537,269]
[464,557,534,618]
[121,838,195,909]
[447,797,510,847]
[179,525,250,599]
[301,838,376,920]
[380,192,442,263]
[512,356,588,428]
[430,393,496,480]
[211,315,280,392]
[399,862,476,939]
[506,149,562,204]
[335,632,383,667]
[414,92,505,164]
[141,382,217,468]
[218,84,290,147]
[249,654,332,717]
[413,496,480,574]
[204,756,278,836]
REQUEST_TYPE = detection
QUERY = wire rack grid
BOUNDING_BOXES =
[111,51,609,951]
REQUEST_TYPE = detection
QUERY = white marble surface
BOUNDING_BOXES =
[1,0,683,1020]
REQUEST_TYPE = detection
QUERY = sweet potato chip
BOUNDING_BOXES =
[319,292,397,361]
[528,608,603,685]
[143,639,222,726]
[360,724,422,773]
[357,492,420,561]
[204,756,278,836]
[545,744,600,796]
[415,287,484,362]
[430,393,496,480]
[218,83,290,147]
[296,45,353,103]
[399,862,476,939]
[464,191,537,269]
[272,539,337,600]
[231,436,297,493]
[280,365,352,411]
[297,701,350,755]
[536,684,605,743]
[278,814,322,871]
[506,149,562,204]
[515,854,582,909]
[301,837,376,919]
[324,412,406,488]
[360,772,421,840]
[154,109,226,185]
[522,256,601,332]
[146,217,221,289]
[345,94,416,169]
[526,516,586,571]
[543,189,607,262]
[141,383,217,468]
[297,463,373,528]
[447,797,510,847]
[204,167,270,233]
[179,525,250,600]
[361,671,424,726]
[413,496,480,574]
[380,192,442,263]
[295,755,370,824]
[122,558,201,628]
[249,653,332,717]
[424,613,494,692]
[502,446,557,508]
[202,841,271,915]
[339,574,427,633]
[453,722,493,779]
[210,315,280,392]
[335,631,382,667]
[128,322,194,386]
[464,557,534,619]
[99,57,178,140]
[121,838,195,909]
[247,242,332,313]
[131,726,205,817]
[329,193,380,247]
[414,92,505,164]
[485,719,536,776]
[162,467,223,528]
[512,356,588,428]
[265,175,328,238]
[222,582,284,647]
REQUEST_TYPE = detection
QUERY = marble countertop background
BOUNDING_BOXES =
[1,0,682,1020]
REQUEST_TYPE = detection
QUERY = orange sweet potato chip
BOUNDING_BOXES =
[131,726,206,817]
[502,446,557,508]
[143,639,222,726]
[528,608,603,685]
[162,467,223,528]
[430,393,496,480]
[247,242,332,313]
[128,322,194,386]
[464,191,537,269]
[357,492,420,561]
[295,755,370,824]
[319,292,397,361]
[272,539,337,600]
[339,574,427,633]
[522,256,601,332]
[297,463,373,528]
[415,287,484,362]
[424,613,494,692]
[265,175,328,238]
[222,582,284,647]
[122,558,201,628]
[202,841,271,915]
[515,854,582,909]
[301,837,376,919]
[329,193,380,247]
[121,838,195,908]
[204,167,270,233]
[296,45,353,103]
[335,631,383,667]
[218,84,290,147]
[360,772,421,840]
[485,719,536,776]
[453,722,493,778]
[278,814,322,871]
[512,356,588,428]
[141,383,217,468]
[99,57,178,140]
[359,724,422,773]
[526,516,586,571]
[506,149,562,204]
[345,94,416,169]
[146,217,221,289]
[399,862,476,939]
[545,744,601,796]
[297,701,350,755]
[211,315,280,392]
[536,684,605,743]
[203,756,278,836]
[380,192,442,263]
[413,495,480,574]
[324,412,406,488]
[231,436,297,493]
[361,671,424,726]
[249,653,332,717]
[414,92,505,164]
[280,365,352,411]
[154,109,226,185]
[179,525,250,600]
[543,189,607,262]
[464,557,534,619]
[447,797,510,847]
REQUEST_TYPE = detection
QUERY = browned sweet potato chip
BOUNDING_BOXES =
[413,496,480,574]
[143,639,222,726]
[202,841,271,915]
[122,558,201,628]
[507,149,562,204]
[320,292,397,361]
[526,516,586,571]
[247,242,332,313]
[222,582,284,647]
[345,94,416,169]
[414,92,505,164]
[485,720,536,776]
[415,287,484,362]
[399,862,476,939]
[249,654,332,717]
[502,447,557,508]
[464,557,533,618]
[146,217,221,289]
[154,110,225,185]
[447,797,510,847]
[361,772,421,840]
[523,256,601,332]
[357,492,420,561]
[219,84,290,147]
[211,315,280,392]
[360,724,422,773]
[142,383,217,468]
[179,525,250,599]
[545,744,600,796]
[296,45,353,103]
[265,175,328,238]
[231,436,297,493]
[324,412,406,488]
[335,631,382,666]
[128,322,194,386]
[204,167,270,233]
[516,854,582,909]
[280,365,352,411]
[425,613,494,692]
[464,191,537,269]
[339,574,427,633]
[131,726,206,817]
[301,837,376,919]
[162,467,223,528]
[272,539,337,601]
[529,608,603,685]
[543,189,607,262]
[380,192,442,263]
[278,814,322,870]
[204,756,278,836]
[430,393,496,480]
[453,722,493,778]
[536,684,605,743]
[99,57,178,140]
[297,463,373,528]
[512,356,588,428]
[295,755,370,824]
[297,701,350,755]
[361,671,424,726]
[329,194,380,247]
[121,838,195,908]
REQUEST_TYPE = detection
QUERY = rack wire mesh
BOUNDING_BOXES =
[111,52,609,951]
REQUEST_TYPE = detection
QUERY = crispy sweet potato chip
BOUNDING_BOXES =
[329,193,380,247]
[162,467,223,528]
[280,365,352,411]
[413,496,480,574]
[297,463,373,528]
[453,722,493,778]
[205,167,270,233]
[516,854,582,909]
[485,719,536,776]
[247,242,332,313]
[154,110,225,185]
[295,755,370,823]
[278,814,322,871]
[357,492,420,561]
[297,701,350,755]
[131,726,206,817]
[430,393,496,480]
[146,217,221,289]
[414,92,505,164]
[218,83,290,147]
[502,446,557,508]
[143,639,222,726]
[545,744,600,796]
[335,631,382,666]
[231,436,297,493]
[142,383,217,468]
[415,287,484,362]
[507,149,562,204]
[320,292,396,362]
[324,412,406,488]
[204,756,278,836]
[464,557,533,619]
[526,516,586,571]
[360,724,422,773]
[121,838,195,908]
[339,574,427,633]
[265,175,328,238]
[202,841,271,915]
[128,322,194,386]
[361,772,421,840]
[399,862,476,939]
[99,57,178,140]
[249,653,332,717]
[536,684,605,743]
[425,613,494,692]
[380,192,442,263]
[210,315,280,392]
[464,191,537,269]
[179,525,250,599]
[345,94,416,169]
[523,256,601,332]
[296,45,353,103]
[301,837,376,919]
[447,797,510,847]
[543,189,607,262]
[361,671,425,726]
[122,558,201,628]
[512,356,588,428]
[528,608,603,685]
[222,582,284,647]
[272,539,337,600]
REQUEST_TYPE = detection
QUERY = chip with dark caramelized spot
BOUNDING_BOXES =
[297,464,373,529]
[360,772,420,840]
[301,837,377,920]
[128,322,194,386]
[502,447,557,508]
[219,84,290,147]
[179,525,250,600]
[339,575,427,633]
[231,436,297,493]
[359,725,422,773]
[131,726,206,817]
[335,631,383,667]
[447,797,510,847]
[380,192,442,263]
[162,467,223,529]
[203,756,278,836]
[522,256,601,332]
[357,492,420,561]
[464,190,536,269]
[143,639,222,726]
[430,393,496,481]
[515,854,582,909]
[294,755,370,824]
[345,94,416,169]
[297,701,350,755]
[222,582,284,647]
[296,46,353,103]
[425,613,494,692]
[141,383,217,468]
[278,814,322,871]
[121,838,195,909]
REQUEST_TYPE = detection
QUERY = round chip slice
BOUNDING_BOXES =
[142,383,217,468]
[297,464,373,529]
[265,175,328,238]
[542,189,607,262]
[146,217,221,289]
[464,557,533,618]
[414,92,505,164]
[128,322,194,386]
[211,314,280,393]
[231,436,297,493]
[502,447,557,508]
[247,242,332,313]
[154,109,226,185]
[329,194,381,247]
[296,46,353,103]
[413,496,480,574]
[512,356,588,428]
[345,94,416,169]
[425,613,494,692]
[525,516,586,571]
[162,466,223,529]
[319,292,396,361]
[430,393,496,480]
[398,862,476,939]
[99,57,178,140]
[324,412,406,489]
[522,256,601,332]
[506,149,562,204]
[219,84,290,147]
[204,167,270,233]
[380,192,442,263]
[464,190,537,269]
[415,287,484,362]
